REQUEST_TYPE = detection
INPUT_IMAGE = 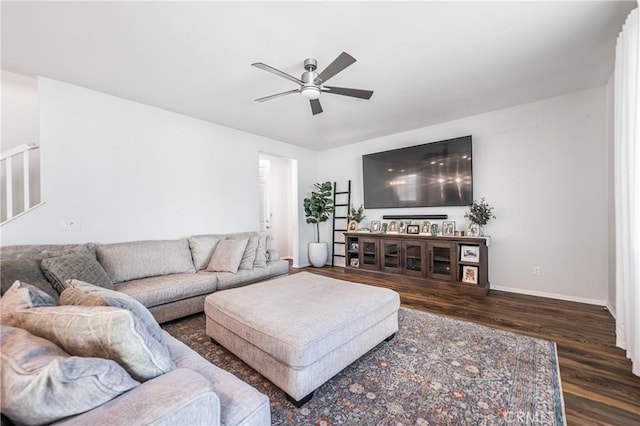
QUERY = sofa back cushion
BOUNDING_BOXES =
[97,239,196,283]
[0,244,96,301]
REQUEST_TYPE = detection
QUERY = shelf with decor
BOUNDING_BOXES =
[344,232,489,296]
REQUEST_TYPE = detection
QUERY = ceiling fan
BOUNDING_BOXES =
[252,52,374,115]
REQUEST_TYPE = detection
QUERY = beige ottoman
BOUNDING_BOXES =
[204,272,400,406]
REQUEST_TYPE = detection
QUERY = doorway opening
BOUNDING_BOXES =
[258,153,298,265]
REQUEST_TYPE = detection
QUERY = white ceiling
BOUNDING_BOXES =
[2,1,636,151]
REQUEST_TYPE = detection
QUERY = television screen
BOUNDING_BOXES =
[362,136,473,208]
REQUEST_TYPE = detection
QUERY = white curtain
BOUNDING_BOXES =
[614,7,640,377]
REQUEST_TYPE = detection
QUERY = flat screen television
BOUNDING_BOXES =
[362,136,473,208]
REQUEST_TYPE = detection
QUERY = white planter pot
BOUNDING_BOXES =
[308,242,328,268]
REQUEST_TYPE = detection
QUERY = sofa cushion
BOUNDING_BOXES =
[239,235,259,270]
[1,257,60,301]
[206,238,249,274]
[60,279,165,345]
[0,325,139,426]
[1,244,97,301]
[114,273,218,308]
[0,280,57,325]
[188,234,226,271]
[165,332,270,426]
[97,239,196,283]
[41,253,114,293]
[204,260,289,291]
[12,305,175,382]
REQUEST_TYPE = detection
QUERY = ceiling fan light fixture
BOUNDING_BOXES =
[300,86,321,99]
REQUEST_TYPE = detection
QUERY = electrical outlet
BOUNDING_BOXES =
[62,220,81,230]
[533,266,541,276]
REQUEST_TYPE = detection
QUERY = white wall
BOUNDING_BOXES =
[1,70,39,149]
[318,86,610,304]
[0,78,318,267]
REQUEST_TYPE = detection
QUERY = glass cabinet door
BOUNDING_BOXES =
[427,242,456,281]
[382,240,401,273]
[361,238,380,270]
[403,241,425,277]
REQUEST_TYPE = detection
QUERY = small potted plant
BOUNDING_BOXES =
[303,181,334,267]
[348,204,366,231]
[465,198,496,236]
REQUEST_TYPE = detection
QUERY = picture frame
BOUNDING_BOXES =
[462,265,478,284]
[466,222,481,237]
[407,224,420,234]
[347,220,359,233]
[371,220,381,233]
[350,258,360,267]
[419,221,431,234]
[442,221,455,236]
[460,245,480,262]
[387,221,398,233]
[381,222,388,233]
[398,222,406,234]
[349,241,359,251]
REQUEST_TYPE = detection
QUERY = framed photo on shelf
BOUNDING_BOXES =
[467,222,481,237]
[407,224,420,234]
[350,258,360,267]
[460,245,480,262]
[381,222,388,233]
[442,221,455,236]
[347,220,359,233]
[349,241,359,251]
[387,221,398,233]
[462,265,478,284]
[371,220,381,233]
[419,221,431,234]
[398,222,406,234]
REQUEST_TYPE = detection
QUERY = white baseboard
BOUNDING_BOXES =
[606,303,616,319]
[491,285,607,306]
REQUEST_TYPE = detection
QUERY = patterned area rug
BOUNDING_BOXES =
[162,307,565,425]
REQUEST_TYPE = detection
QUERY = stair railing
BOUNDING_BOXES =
[1,143,41,224]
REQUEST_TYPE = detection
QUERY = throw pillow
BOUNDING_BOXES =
[0,257,59,301]
[253,233,270,268]
[188,235,224,270]
[12,305,175,382]
[41,253,114,293]
[1,326,139,426]
[60,279,165,345]
[206,238,249,274]
[0,280,57,325]
[239,235,260,270]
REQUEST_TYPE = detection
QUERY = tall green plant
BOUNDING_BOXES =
[303,181,334,243]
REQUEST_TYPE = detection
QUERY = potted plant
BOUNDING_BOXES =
[349,204,366,224]
[303,181,334,267]
[464,198,496,236]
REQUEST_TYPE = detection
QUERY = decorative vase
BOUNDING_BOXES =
[308,242,328,267]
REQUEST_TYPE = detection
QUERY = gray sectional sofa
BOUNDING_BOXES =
[0,231,289,426]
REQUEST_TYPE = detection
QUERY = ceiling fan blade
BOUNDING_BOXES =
[310,99,323,115]
[255,89,299,102]
[314,52,356,84]
[322,86,374,100]
[252,62,303,85]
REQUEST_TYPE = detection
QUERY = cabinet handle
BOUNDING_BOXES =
[429,250,432,272]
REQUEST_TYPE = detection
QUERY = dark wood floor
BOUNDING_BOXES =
[292,266,640,426]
